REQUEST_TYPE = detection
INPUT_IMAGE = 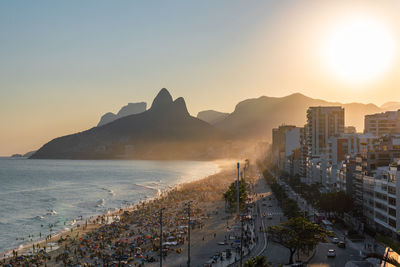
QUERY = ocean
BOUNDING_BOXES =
[0,158,219,255]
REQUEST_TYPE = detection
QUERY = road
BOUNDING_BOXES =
[268,169,372,266]
[309,242,362,266]
[231,172,290,266]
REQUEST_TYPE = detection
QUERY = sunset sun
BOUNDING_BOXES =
[323,16,396,84]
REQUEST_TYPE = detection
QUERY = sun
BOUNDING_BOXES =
[322,16,396,84]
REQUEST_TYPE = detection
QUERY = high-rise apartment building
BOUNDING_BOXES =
[306,106,345,156]
[272,125,297,169]
[364,110,400,136]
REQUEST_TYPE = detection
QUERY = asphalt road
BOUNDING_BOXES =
[238,170,367,266]
[309,241,362,266]
[269,170,367,266]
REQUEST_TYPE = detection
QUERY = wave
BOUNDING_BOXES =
[101,187,116,196]
[96,199,105,207]
[46,210,57,215]
[133,183,158,191]
[39,197,57,203]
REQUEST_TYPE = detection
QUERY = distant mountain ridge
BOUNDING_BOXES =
[197,110,229,124]
[197,93,387,141]
[97,102,147,126]
[381,101,400,111]
[31,89,228,160]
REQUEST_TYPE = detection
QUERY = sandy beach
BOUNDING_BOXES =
[1,159,256,267]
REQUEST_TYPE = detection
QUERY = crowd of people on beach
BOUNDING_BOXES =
[1,187,210,267]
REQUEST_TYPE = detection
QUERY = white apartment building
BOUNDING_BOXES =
[362,163,400,237]
[306,107,344,184]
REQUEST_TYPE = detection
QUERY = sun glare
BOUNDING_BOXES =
[323,16,396,84]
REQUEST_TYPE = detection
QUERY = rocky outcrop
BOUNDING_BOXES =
[97,102,147,127]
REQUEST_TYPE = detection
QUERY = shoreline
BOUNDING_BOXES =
[1,159,234,262]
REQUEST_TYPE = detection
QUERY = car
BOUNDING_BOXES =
[332,237,339,244]
[337,241,346,248]
[327,249,336,257]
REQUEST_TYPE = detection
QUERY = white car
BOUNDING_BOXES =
[327,249,336,257]
[332,237,339,244]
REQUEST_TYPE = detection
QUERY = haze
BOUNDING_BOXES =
[1,0,400,156]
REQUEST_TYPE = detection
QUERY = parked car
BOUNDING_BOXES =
[337,241,346,248]
[327,249,336,257]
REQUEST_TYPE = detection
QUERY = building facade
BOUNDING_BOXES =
[364,110,400,136]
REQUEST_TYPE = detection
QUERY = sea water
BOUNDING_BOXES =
[0,158,219,254]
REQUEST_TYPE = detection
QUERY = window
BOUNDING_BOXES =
[389,197,396,206]
[375,202,387,212]
[389,208,396,217]
[376,192,387,201]
[389,218,396,228]
[376,212,387,222]
[388,186,396,195]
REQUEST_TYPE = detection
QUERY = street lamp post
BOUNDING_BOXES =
[237,162,240,215]
[240,215,244,267]
[185,201,193,267]
[159,207,165,267]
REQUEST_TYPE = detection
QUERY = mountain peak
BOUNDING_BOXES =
[285,92,309,100]
[151,88,173,110]
[173,97,190,115]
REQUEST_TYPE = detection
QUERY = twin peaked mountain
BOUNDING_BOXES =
[31,89,228,160]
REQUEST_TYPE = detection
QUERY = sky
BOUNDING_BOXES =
[1,0,400,156]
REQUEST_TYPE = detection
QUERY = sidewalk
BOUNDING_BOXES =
[211,219,257,267]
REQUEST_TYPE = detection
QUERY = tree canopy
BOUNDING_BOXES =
[318,191,353,216]
[244,256,270,267]
[223,178,248,212]
[268,217,328,264]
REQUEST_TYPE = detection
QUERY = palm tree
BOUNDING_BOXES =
[244,256,270,267]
